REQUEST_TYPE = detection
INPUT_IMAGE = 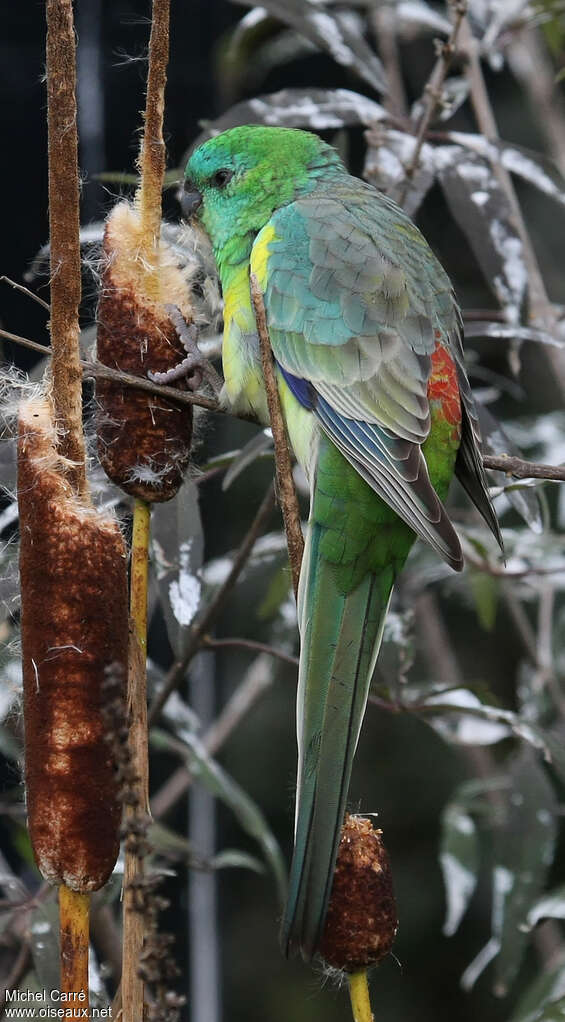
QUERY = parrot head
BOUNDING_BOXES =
[182,125,343,261]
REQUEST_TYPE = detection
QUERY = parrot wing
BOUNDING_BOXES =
[252,183,470,568]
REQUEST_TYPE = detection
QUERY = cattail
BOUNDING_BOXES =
[318,814,397,973]
[96,200,197,503]
[19,397,128,891]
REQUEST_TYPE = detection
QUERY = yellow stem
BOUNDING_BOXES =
[348,970,373,1022]
[59,886,90,1008]
[130,499,151,650]
[122,498,152,1022]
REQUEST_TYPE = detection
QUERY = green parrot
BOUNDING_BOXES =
[181,125,501,962]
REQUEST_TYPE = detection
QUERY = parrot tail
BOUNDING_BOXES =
[280,519,394,961]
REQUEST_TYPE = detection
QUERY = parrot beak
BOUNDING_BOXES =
[181,180,203,219]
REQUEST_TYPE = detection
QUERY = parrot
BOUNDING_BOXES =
[181,125,502,962]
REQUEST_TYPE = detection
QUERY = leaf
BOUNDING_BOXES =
[364,127,436,216]
[461,751,557,995]
[440,796,480,936]
[525,884,565,930]
[394,0,453,37]
[448,133,565,210]
[423,688,513,746]
[198,87,387,141]
[229,0,387,93]
[468,570,499,631]
[210,849,265,874]
[476,402,544,534]
[512,953,565,1022]
[151,728,287,905]
[435,145,527,323]
[148,821,265,874]
[151,481,204,657]
[464,321,564,348]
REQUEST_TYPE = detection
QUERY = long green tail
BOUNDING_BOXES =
[280,519,395,960]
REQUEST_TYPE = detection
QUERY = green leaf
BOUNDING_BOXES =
[151,728,286,905]
[461,751,557,996]
[210,849,265,874]
[468,570,499,632]
[440,799,480,936]
[257,562,293,620]
[511,951,565,1022]
[227,3,387,93]
[525,884,565,929]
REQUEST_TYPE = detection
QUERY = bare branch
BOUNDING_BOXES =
[0,276,50,312]
[202,635,299,667]
[399,0,468,206]
[483,454,565,482]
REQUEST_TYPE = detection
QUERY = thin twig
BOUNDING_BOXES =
[0,326,230,416]
[0,276,50,312]
[250,273,304,598]
[0,941,31,1011]
[202,635,299,668]
[483,454,565,482]
[399,0,467,206]
[147,481,277,726]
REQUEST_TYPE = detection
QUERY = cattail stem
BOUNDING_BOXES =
[135,0,170,299]
[46,0,87,497]
[59,887,90,1008]
[348,970,373,1022]
[122,498,152,1022]
[130,499,151,654]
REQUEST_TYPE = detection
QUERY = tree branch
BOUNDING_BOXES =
[250,273,304,598]
[398,0,467,206]
[483,454,565,482]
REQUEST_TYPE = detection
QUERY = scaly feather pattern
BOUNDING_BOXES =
[183,126,501,962]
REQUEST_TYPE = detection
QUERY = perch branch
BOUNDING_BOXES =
[4,327,565,481]
[483,454,565,482]
[250,273,304,598]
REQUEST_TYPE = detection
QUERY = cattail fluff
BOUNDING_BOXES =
[18,398,128,890]
[318,815,397,972]
[96,201,206,502]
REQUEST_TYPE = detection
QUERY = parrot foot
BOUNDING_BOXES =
[148,305,223,396]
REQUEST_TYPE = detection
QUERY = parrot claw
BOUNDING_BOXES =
[147,305,223,396]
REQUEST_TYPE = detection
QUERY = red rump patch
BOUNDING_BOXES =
[427,340,461,427]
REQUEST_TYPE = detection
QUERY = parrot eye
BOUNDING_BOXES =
[209,168,234,189]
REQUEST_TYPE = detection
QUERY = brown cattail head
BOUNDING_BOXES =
[318,815,397,972]
[18,397,129,891]
[96,201,196,502]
